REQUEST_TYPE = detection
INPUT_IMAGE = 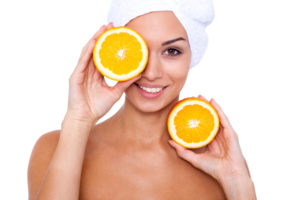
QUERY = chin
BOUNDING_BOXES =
[137,101,167,113]
[125,94,165,113]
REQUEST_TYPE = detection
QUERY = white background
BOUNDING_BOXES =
[1,0,299,199]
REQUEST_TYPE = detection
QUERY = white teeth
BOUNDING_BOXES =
[139,85,163,93]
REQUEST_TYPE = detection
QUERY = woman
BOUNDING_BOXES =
[27,3,256,200]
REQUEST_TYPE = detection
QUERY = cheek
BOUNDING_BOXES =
[164,60,190,85]
[163,49,191,82]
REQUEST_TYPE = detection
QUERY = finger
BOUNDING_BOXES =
[244,158,251,177]
[111,74,142,99]
[101,75,109,88]
[192,145,208,154]
[87,57,99,85]
[92,64,103,83]
[215,125,227,150]
[168,140,199,164]
[73,25,108,75]
[207,128,226,155]
[107,21,114,29]
[209,99,241,150]
[89,22,112,46]
[210,98,234,131]
[196,94,209,102]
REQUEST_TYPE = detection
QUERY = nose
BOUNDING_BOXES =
[141,51,163,81]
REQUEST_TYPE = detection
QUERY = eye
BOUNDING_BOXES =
[164,48,182,56]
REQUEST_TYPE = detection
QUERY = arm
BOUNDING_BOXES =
[28,21,142,200]
[168,95,257,200]
[219,173,256,200]
[32,115,94,200]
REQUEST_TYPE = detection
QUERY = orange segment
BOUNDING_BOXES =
[168,97,220,149]
[93,27,148,81]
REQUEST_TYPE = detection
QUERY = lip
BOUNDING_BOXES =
[134,83,167,99]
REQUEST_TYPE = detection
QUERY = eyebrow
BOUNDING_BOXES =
[161,37,186,46]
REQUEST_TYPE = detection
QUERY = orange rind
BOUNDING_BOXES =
[167,97,220,149]
[93,26,148,81]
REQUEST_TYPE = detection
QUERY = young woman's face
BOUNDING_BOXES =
[124,11,191,112]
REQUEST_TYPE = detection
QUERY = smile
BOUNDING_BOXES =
[138,85,163,93]
[134,83,168,98]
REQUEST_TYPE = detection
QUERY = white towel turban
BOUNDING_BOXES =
[106,0,215,69]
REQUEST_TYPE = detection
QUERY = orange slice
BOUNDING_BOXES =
[93,26,148,81]
[167,97,220,149]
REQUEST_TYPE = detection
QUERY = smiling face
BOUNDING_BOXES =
[124,11,191,112]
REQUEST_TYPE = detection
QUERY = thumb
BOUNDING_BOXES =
[112,74,141,97]
[168,140,200,166]
[168,140,217,178]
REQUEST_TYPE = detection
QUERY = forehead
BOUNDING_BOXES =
[125,11,188,43]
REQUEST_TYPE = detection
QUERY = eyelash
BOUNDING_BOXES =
[164,48,182,56]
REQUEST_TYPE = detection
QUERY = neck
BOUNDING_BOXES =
[115,95,179,149]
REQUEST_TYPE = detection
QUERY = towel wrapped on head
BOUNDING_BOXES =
[106,0,215,69]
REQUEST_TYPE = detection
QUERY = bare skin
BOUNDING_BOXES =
[28,11,255,200]
[79,109,226,199]
[29,115,225,200]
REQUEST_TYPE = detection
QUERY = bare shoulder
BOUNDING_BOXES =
[27,130,61,199]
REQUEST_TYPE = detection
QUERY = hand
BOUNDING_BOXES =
[168,95,257,199]
[67,22,141,124]
[168,95,251,182]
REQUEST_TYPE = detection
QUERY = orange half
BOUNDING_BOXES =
[93,26,148,81]
[167,97,220,149]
